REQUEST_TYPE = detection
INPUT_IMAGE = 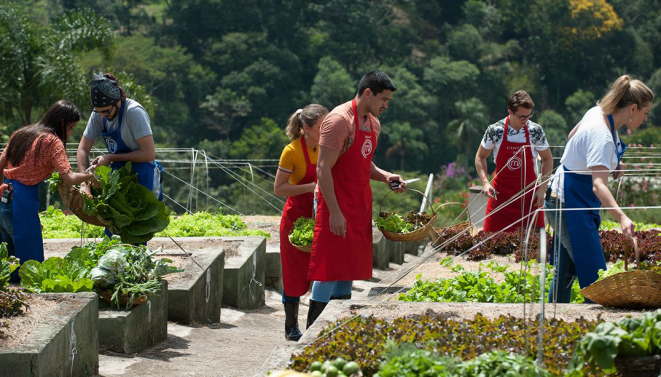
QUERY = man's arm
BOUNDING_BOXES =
[475,145,495,198]
[92,135,156,166]
[370,162,405,192]
[76,136,95,172]
[317,146,345,237]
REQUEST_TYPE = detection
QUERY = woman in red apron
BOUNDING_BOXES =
[273,104,327,341]
[307,72,400,328]
[476,91,553,233]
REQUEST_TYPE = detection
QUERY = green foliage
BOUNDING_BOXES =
[82,162,170,244]
[399,262,583,304]
[459,350,550,377]
[154,211,269,238]
[0,242,27,335]
[290,313,598,376]
[19,257,94,293]
[537,110,568,148]
[568,310,661,375]
[289,217,314,247]
[310,57,355,109]
[565,90,595,125]
[229,117,290,160]
[41,205,106,239]
[376,341,458,376]
[376,211,433,234]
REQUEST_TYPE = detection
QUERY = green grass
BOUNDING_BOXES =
[40,207,270,239]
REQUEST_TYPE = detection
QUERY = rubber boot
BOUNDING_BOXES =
[306,299,328,329]
[284,302,303,341]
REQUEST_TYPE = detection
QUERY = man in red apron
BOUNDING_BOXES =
[475,90,553,233]
[306,71,404,328]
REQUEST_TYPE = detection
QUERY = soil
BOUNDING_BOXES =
[0,294,61,350]
[244,215,281,245]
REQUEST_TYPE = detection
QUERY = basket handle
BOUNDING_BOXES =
[633,237,641,270]
[379,188,435,216]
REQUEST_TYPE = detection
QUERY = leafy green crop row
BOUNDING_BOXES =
[399,261,584,304]
[40,207,270,239]
[290,313,599,376]
[0,244,27,336]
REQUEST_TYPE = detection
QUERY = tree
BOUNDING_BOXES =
[537,110,568,149]
[384,122,428,171]
[0,4,113,125]
[565,89,595,125]
[310,57,355,109]
[200,88,252,140]
[229,118,289,160]
[446,98,488,171]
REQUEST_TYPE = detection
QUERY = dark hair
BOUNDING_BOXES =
[104,72,127,102]
[285,104,328,141]
[598,75,654,115]
[507,90,534,112]
[6,100,80,167]
[357,71,397,97]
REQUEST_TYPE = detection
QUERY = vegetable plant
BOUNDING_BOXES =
[289,217,315,247]
[81,162,170,244]
[0,243,28,336]
[376,210,433,234]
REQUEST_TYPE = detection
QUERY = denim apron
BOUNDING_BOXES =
[564,114,626,288]
[101,101,163,239]
[0,179,43,282]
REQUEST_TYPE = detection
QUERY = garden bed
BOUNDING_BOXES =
[155,248,225,324]
[98,281,168,354]
[262,300,645,376]
[0,293,98,376]
[223,236,267,309]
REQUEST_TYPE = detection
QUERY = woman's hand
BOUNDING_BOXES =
[619,214,635,239]
[612,162,626,180]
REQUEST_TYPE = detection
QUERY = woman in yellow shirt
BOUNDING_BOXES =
[273,104,328,341]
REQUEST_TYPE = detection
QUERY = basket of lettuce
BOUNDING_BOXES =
[49,162,170,244]
[581,238,661,309]
[289,217,315,253]
[376,189,436,242]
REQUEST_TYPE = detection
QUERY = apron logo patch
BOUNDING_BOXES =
[507,156,522,170]
[104,137,118,154]
[361,139,373,158]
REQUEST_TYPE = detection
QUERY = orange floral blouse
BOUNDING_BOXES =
[1,133,72,192]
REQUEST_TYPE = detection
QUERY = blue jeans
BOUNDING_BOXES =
[0,201,14,257]
[311,281,352,303]
[545,197,591,303]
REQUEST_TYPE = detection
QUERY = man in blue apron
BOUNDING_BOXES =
[77,73,163,235]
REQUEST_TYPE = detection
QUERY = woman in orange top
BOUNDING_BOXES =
[0,100,95,281]
[273,104,328,341]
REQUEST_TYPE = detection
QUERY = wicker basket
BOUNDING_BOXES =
[57,181,110,227]
[288,233,312,253]
[429,204,478,248]
[614,354,661,377]
[581,238,661,308]
[378,189,437,242]
[97,289,149,308]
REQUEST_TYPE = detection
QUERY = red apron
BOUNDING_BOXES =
[279,136,315,296]
[483,117,544,232]
[308,99,375,281]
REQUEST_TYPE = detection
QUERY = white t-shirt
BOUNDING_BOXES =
[550,106,623,201]
[480,118,549,162]
[83,99,152,152]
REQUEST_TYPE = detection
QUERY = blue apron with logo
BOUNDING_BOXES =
[1,179,43,282]
[564,114,626,288]
[101,101,163,200]
[102,101,163,240]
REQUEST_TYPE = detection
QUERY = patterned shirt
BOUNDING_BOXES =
[480,118,549,161]
[1,133,72,186]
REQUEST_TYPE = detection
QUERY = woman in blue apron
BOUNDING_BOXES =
[0,101,96,281]
[77,73,162,237]
[546,75,653,303]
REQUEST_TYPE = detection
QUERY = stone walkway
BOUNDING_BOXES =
[96,247,427,377]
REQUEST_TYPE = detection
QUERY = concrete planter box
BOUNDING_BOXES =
[265,244,282,292]
[223,236,266,309]
[385,238,405,265]
[98,280,168,354]
[165,248,225,325]
[0,293,99,377]
[372,230,388,269]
